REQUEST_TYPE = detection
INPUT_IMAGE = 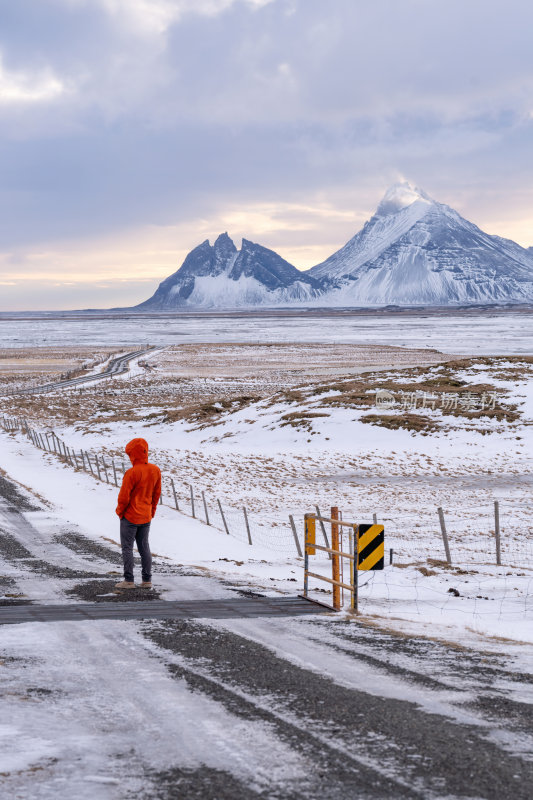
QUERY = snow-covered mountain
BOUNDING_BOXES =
[134,184,533,310]
[135,232,321,310]
[309,183,533,306]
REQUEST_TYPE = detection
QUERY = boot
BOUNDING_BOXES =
[115,581,135,589]
[140,581,152,589]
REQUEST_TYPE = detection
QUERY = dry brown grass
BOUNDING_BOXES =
[360,413,440,434]
[1,349,528,439]
[280,411,331,429]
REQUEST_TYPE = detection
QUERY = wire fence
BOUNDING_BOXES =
[2,412,533,570]
[2,412,533,630]
[0,412,302,556]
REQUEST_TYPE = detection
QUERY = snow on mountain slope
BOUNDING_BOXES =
[309,185,433,281]
[184,274,319,308]
[310,183,533,306]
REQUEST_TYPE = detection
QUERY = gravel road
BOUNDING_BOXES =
[0,472,532,799]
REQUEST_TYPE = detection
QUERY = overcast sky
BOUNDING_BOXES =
[0,0,532,310]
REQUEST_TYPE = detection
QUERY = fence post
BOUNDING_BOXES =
[373,512,378,524]
[331,506,341,610]
[95,455,102,481]
[243,507,252,545]
[289,514,302,557]
[112,459,118,487]
[189,484,196,518]
[202,491,210,525]
[171,478,179,511]
[101,457,109,484]
[437,507,452,565]
[494,500,501,566]
[217,499,230,535]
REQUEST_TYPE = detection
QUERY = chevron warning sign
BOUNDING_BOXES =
[358,524,385,570]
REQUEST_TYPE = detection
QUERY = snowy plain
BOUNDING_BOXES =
[1,309,533,353]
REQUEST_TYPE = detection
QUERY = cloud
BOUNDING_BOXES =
[0,55,65,104]
[0,0,532,309]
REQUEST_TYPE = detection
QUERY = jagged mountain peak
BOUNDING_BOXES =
[214,231,236,249]
[376,181,434,217]
[134,232,321,310]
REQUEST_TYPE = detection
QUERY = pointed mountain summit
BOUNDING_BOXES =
[309,182,533,305]
[135,233,321,310]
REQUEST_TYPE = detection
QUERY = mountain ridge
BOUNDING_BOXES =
[134,183,533,309]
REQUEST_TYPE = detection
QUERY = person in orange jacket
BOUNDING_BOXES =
[115,438,161,589]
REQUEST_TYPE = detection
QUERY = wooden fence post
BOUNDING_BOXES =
[243,507,252,545]
[289,514,303,557]
[171,479,179,510]
[202,491,210,525]
[112,460,118,487]
[95,455,102,481]
[494,500,501,566]
[331,506,341,610]
[217,499,230,535]
[437,507,452,565]
[189,484,195,518]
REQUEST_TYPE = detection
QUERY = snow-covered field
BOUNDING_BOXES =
[1,308,533,353]
[2,328,533,653]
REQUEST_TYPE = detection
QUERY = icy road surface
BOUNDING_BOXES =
[1,475,533,799]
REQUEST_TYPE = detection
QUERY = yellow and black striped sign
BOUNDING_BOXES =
[358,524,384,570]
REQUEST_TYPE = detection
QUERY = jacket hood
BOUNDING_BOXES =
[125,437,149,466]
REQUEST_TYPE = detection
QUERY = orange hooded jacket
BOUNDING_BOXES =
[116,438,161,524]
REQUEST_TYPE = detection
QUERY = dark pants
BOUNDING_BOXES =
[120,517,152,583]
